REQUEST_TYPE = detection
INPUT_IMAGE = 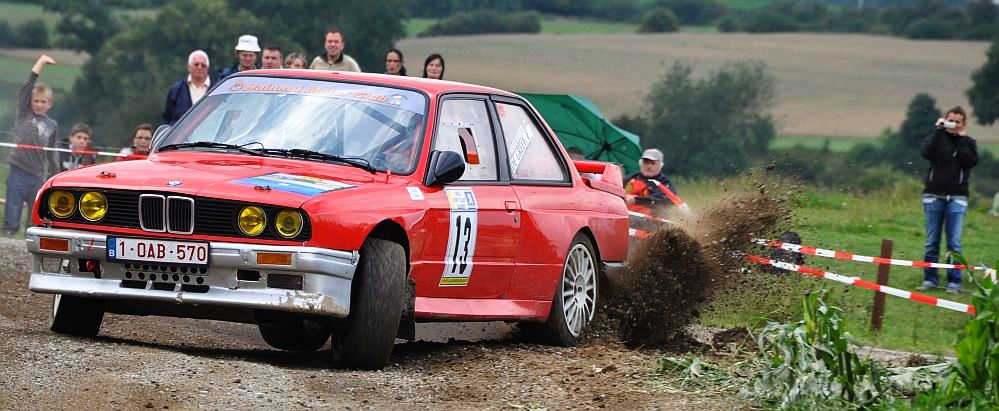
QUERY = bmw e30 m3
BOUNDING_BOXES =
[26,70,629,370]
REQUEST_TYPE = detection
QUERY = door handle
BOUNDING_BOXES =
[504,201,519,212]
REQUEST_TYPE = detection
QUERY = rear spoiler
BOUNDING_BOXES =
[573,160,625,198]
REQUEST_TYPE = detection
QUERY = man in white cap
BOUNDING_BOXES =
[219,34,261,80]
[623,148,677,216]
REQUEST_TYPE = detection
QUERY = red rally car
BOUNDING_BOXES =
[26,70,629,370]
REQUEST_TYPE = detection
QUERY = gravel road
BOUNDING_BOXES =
[0,239,736,410]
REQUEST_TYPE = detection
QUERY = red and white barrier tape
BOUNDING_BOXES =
[629,228,650,239]
[754,238,997,277]
[648,179,693,215]
[0,142,127,158]
[746,255,975,314]
[627,210,677,225]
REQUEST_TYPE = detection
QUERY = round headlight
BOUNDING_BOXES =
[79,192,107,221]
[48,190,75,218]
[238,206,266,236]
[274,210,303,238]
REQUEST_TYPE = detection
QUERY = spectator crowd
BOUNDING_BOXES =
[2,27,448,236]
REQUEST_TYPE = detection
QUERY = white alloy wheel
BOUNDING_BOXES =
[561,243,597,337]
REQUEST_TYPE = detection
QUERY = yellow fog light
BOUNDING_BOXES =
[238,206,266,236]
[274,210,303,238]
[48,190,75,218]
[79,192,107,221]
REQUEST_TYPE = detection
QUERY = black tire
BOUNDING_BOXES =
[49,294,105,337]
[331,238,405,370]
[522,234,599,346]
[258,319,332,352]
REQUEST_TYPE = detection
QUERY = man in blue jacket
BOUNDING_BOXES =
[917,106,978,294]
[162,50,211,125]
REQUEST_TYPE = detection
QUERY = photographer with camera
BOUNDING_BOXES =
[916,106,978,294]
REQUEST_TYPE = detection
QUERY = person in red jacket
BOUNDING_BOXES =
[624,148,676,217]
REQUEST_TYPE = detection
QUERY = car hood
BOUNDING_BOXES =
[48,152,383,208]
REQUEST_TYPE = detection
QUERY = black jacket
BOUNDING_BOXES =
[624,172,677,205]
[921,129,978,196]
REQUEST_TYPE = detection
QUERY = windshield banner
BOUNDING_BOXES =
[212,77,425,114]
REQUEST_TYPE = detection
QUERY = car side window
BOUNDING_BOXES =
[496,103,566,182]
[433,99,499,182]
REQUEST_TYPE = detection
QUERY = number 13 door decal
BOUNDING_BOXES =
[440,187,478,287]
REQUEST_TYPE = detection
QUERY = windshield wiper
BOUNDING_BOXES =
[258,148,376,174]
[158,141,264,156]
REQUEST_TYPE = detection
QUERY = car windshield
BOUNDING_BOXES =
[157,76,427,174]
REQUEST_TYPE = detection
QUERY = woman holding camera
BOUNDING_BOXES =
[916,106,978,294]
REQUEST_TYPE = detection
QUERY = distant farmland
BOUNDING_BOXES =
[399,32,998,143]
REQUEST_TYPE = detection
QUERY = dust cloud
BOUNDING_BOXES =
[598,177,798,348]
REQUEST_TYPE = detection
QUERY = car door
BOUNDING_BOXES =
[492,98,576,302]
[420,96,521,299]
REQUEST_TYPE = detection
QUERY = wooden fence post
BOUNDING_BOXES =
[870,239,893,333]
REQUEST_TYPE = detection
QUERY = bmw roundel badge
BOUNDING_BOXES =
[166,181,183,187]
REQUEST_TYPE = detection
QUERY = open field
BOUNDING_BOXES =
[0,1,59,28]
[400,32,999,143]
[771,134,999,156]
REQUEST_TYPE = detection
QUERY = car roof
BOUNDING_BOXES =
[236,69,520,99]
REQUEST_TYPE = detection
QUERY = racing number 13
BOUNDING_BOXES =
[450,214,473,274]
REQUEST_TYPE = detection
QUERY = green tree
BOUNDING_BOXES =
[968,0,997,27]
[41,0,126,54]
[13,19,50,48]
[638,8,679,33]
[229,0,407,73]
[967,37,999,125]
[643,61,778,177]
[883,93,941,174]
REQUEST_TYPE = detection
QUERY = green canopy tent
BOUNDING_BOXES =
[520,93,642,175]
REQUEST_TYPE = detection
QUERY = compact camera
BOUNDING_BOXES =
[937,120,957,130]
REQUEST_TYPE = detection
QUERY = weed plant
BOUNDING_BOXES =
[747,288,889,409]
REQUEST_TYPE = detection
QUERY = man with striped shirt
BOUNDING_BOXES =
[3,55,60,237]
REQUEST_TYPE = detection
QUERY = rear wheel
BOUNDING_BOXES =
[258,318,332,351]
[331,238,405,370]
[49,294,105,337]
[522,234,599,346]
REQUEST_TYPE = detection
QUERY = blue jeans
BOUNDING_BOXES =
[922,194,967,289]
[3,165,43,235]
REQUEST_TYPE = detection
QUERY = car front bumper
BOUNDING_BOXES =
[26,226,359,318]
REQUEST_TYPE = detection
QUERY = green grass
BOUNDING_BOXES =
[722,0,775,11]
[407,16,640,37]
[771,134,999,156]
[540,16,638,34]
[770,135,878,152]
[687,177,998,355]
[0,1,60,27]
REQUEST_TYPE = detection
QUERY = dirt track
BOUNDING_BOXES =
[0,238,737,410]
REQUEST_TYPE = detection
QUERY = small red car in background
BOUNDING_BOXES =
[26,70,629,370]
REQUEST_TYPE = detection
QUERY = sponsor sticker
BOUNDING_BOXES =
[233,173,354,197]
[440,187,478,287]
[406,186,425,201]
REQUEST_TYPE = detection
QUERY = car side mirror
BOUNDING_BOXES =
[425,150,465,186]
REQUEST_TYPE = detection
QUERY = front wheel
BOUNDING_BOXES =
[522,234,599,346]
[50,294,105,337]
[331,238,405,370]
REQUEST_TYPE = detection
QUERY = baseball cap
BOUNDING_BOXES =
[234,35,261,52]
[640,148,664,162]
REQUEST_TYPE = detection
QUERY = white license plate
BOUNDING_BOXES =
[107,236,209,266]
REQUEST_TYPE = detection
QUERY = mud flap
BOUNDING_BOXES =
[396,278,416,341]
